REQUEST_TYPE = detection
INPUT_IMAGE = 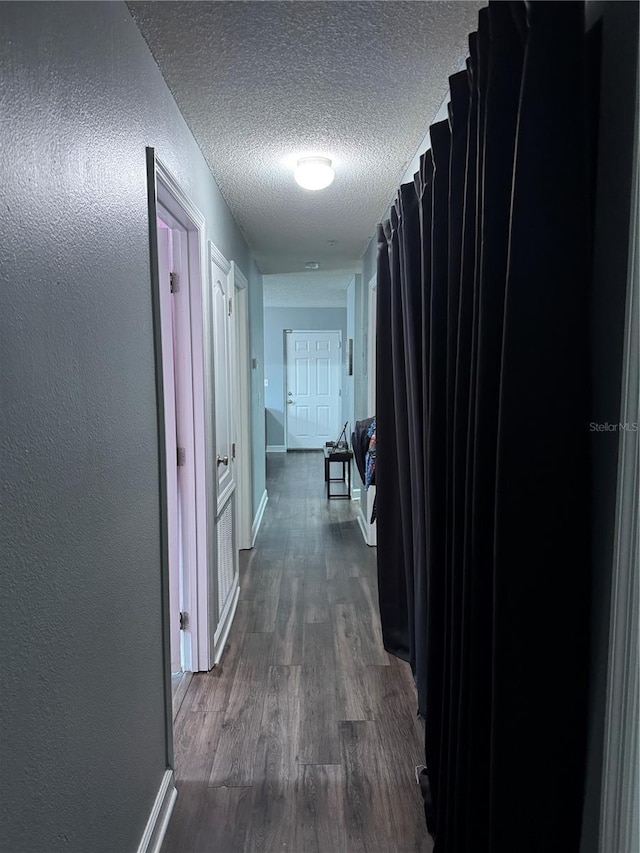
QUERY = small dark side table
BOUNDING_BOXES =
[323,443,353,499]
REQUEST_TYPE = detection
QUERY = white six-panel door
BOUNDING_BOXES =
[285,330,342,449]
[210,243,240,662]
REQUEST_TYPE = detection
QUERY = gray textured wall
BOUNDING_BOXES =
[264,307,347,447]
[0,2,262,850]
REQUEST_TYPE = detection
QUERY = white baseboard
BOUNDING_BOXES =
[357,506,377,547]
[136,769,177,853]
[252,489,268,545]
[266,445,286,453]
[213,579,240,666]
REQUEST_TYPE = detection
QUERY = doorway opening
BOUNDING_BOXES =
[148,153,211,729]
[155,214,195,713]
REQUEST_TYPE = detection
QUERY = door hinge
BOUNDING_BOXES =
[232,442,236,459]
[177,446,186,467]
[169,272,180,293]
[228,296,233,316]
[179,611,189,630]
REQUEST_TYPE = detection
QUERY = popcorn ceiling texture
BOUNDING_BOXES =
[128,1,484,274]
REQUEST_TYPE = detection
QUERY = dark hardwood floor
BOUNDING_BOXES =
[162,451,431,853]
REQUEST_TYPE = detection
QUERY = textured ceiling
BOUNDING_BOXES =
[264,270,354,308]
[129,1,484,274]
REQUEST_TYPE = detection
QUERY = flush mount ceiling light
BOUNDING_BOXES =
[305,261,320,270]
[294,157,335,191]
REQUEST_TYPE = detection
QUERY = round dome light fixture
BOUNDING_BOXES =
[294,156,335,191]
[305,261,320,270]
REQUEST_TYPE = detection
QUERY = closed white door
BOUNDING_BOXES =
[210,244,240,655]
[285,330,342,449]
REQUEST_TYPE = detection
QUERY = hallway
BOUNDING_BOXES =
[162,451,431,853]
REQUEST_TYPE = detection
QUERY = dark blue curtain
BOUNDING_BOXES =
[375,2,594,850]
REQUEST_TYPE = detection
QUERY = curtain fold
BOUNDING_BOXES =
[399,180,429,716]
[374,2,593,850]
[376,221,410,661]
[490,2,591,847]
[441,65,471,853]
[425,117,452,829]
[464,4,526,849]
[389,205,417,672]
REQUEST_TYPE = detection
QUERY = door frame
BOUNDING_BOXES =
[147,150,211,685]
[154,221,183,676]
[209,242,234,515]
[284,329,343,450]
[364,274,377,546]
[230,262,253,551]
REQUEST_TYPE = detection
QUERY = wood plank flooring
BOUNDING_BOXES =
[162,451,431,853]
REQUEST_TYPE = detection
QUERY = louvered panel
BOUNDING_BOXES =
[217,498,235,618]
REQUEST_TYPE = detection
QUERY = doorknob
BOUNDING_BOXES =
[217,454,229,466]
[287,391,292,396]
[287,400,293,405]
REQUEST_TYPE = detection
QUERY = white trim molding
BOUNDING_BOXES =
[209,240,232,275]
[266,445,287,453]
[136,769,177,853]
[252,489,269,545]
[153,154,210,674]
[155,158,206,234]
[357,486,377,547]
